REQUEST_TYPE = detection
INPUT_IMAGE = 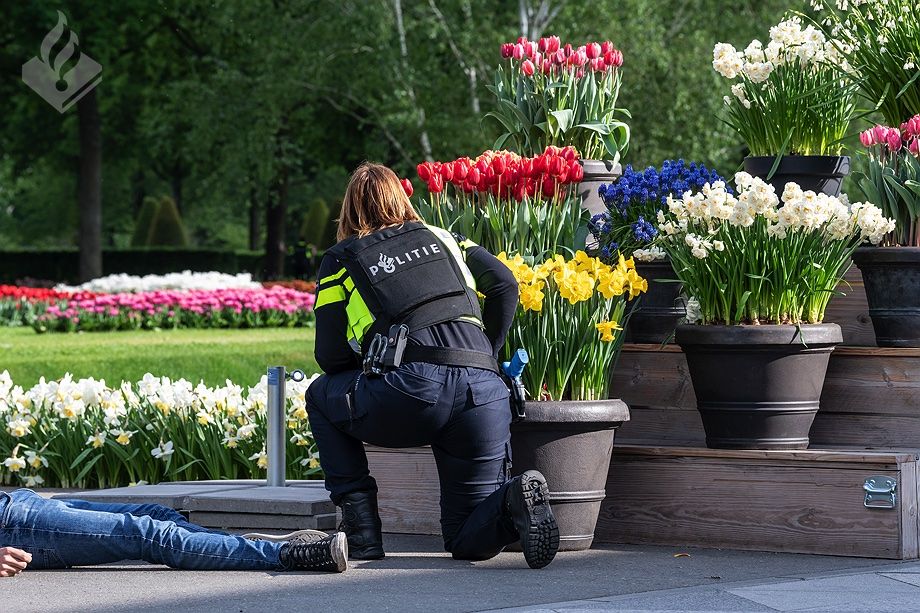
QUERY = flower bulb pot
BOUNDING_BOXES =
[510,399,629,551]
[743,155,850,197]
[851,247,920,347]
[624,259,685,344]
[578,159,622,215]
[676,323,842,450]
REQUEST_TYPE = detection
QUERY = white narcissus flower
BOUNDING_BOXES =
[3,456,26,472]
[712,43,744,79]
[24,451,48,469]
[86,432,106,448]
[55,271,260,294]
[632,246,667,262]
[151,440,174,460]
[7,418,31,438]
[112,429,135,446]
[24,475,44,487]
[249,450,268,470]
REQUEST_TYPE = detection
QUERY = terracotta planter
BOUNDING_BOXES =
[852,247,920,347]
[578,159,622,216]
[676,323,842,450]
[510,399,629,551]
[624,259,685,344]
[743,155,850,197]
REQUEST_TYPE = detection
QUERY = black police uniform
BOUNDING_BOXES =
[307,221,523,559]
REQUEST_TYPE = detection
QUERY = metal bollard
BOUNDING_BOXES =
[265,366,305,487]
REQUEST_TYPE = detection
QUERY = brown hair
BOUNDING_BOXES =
[337,162,421,241]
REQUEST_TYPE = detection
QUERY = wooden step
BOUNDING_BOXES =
[824,267,875,346]
[599,444,920,559]
[612,344,920,448]
[365,443,920,559]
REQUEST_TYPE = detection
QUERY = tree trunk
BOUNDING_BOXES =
[248,186,261,251]
[77,88,102,282]
[264,168,289,279]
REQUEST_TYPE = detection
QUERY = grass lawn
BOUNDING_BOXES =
[0,327,320,387]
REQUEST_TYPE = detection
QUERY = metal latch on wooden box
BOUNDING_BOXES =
[863,476,897,509]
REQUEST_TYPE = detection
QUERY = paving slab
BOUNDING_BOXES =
[727,573,920,612]
[188,510,338,531]
[182,484,335,514]
[50,483,258,507]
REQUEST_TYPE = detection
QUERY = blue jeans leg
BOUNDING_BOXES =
[58,499,227,535]
[0,490,284,570]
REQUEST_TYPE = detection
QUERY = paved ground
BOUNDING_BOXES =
[2,534,919,613]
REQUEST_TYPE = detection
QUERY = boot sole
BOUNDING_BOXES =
[331,532,349,572]
[518,470,559,569]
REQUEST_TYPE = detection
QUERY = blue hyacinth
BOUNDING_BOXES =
[591,159,728,262]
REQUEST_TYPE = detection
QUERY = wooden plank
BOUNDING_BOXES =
[598,449,912,558]
[824,267,875,346]
[900,460,920,559]
[366,445,441,535]
[614,444,917,465]
[617,406,705,445]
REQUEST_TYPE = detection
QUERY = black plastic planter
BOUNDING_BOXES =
[510,400,629,551]
[578,159,622,216]
[625,259,685,344]
[852,247,920,347]
[676,324,842,450]
[743,155,850,197]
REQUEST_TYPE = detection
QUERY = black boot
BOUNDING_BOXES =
[505,470,560,569]
[338,491,385,560]
[279,532,348,572]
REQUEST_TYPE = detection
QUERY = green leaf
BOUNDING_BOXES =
[73,454,104,484]
[69,446,95,470]
[549,109,574,134]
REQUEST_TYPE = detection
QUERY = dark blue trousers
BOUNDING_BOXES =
[306,362,519,559]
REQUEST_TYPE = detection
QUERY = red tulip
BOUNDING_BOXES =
[541,175,556,196]
[400,178,414,197]
[887,130,903,152]
[500,43,514,59]
[561,146,578,161]
[538,37,550,53]
[524,41,538,59]
[516,36,528,45]
[427,174,444,193]
[546,35,560,54]
[570,162,584,182]
[467,167,481,186]
[549,155,565,176]
[491,156,507,175]
[586,42,602,59]
[521,60,536,76]
[440,163,454,181]
[563,43,573,56]
[554,49,566,65]
[452,159,469,181]
[601,41,613,54]
[605,49,623,68]
[591,57,606,72]
[513,181,527,202]
[574,47,588,66]
[416,162,432,181]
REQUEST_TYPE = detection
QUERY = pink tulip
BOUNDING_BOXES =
[586,42,602,59]
[873,125,890,143]
[909,138,920,156]
[859,129,875,147]
[887,130,903,152]
[521,60,535,76]
[500,43,514,59]
[512,44,525,61]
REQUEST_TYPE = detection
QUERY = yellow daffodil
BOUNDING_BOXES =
[596,320,623,342]
[86,432,106,448]
[292,406,308,420]
[520,281,545,312]
[114,430,133,446]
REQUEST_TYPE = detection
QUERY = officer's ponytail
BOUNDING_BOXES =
[338,163,422,242]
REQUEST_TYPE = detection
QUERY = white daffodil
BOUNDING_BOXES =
[249,450,268,470]
[86,432,106,449]
[151,440,174,460]
[7,418,31,438]
[24,451,48,469]
[3,456,26,472]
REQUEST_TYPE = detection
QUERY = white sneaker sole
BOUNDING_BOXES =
[331,532,348,572]
[243,529,329,543]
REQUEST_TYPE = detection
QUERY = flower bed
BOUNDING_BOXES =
[56,270,262,294]
[0,370,321,488]
[32,286,315,333]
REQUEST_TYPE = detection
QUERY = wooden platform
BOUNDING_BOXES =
[599,445,920,559]
[365,443,920,559]
[824,267,875,346]
[612,344,920,448]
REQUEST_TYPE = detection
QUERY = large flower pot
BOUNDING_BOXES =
[510,399,629,551]
[578,159,622,215]
[852,247,920,347]
[676,323,842,450]
[743,155,850,197]
[624,259,685,344]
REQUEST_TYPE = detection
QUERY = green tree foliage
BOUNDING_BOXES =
[146,196,189,247]
[131,196,161,247]
[300,199,330,247]
[0,0,808,262]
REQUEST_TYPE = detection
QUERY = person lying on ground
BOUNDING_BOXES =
[0,488,347,575]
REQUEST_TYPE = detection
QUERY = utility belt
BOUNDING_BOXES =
[362,324,499,376]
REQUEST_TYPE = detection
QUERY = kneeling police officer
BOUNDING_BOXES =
[307,162,559,568]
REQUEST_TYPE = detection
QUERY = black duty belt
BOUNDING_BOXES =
[402,346,499,373]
